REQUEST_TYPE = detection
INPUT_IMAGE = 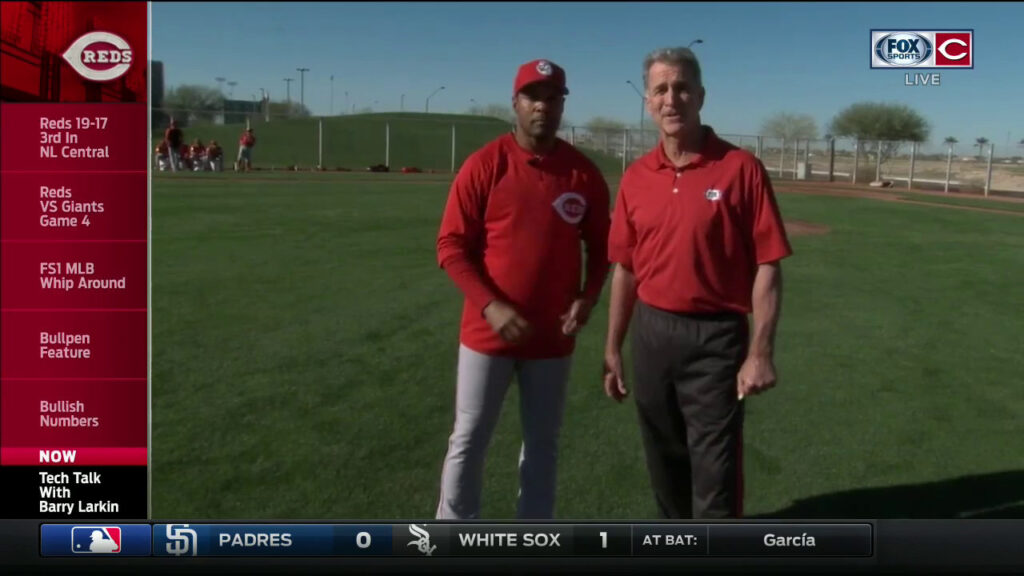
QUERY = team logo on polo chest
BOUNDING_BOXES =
[705,188,723,201]
[552,192,586,224]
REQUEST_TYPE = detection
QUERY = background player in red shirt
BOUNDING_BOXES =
[164,119,184,172]
[434,59,611,519]
[236,127,256,171]
[604,46,793,519]
[189,138,206,171]
[206,139,223,172]
[154,140,170,172]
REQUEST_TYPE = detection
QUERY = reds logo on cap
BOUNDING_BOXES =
[514,58,569,95]
[62,31,134,82]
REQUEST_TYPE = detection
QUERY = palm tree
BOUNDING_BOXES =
[975,137,989,158]
[943,136,958,147]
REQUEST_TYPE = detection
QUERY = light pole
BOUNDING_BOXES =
[296,67,309,111]
[283,78,293,103]
[426,85,445,113]
[226,80,236,98]
[626,80,645,151]
[215,77,226,122]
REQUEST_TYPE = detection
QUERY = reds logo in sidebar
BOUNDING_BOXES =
[62,31,134,82]
[870,30,972,87]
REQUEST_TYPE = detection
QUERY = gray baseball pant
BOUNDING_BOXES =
[436,344,572,519]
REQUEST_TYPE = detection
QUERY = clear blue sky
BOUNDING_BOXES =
[152,2,1023,154]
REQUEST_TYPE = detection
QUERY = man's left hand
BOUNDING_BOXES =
[560,298,594,335]
[737,355,777,400]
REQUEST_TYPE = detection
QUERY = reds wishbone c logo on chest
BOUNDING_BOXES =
[552,192,586,224]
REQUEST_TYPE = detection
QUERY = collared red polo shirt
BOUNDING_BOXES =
[608,127,792,315]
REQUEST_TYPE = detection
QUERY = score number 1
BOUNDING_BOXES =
[600,531,607,549]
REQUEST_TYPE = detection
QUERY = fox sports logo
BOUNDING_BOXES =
[875,32,932,66]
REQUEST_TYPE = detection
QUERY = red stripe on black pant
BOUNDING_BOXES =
[630,300,748,519]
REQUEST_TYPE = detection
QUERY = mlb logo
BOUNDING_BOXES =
[870,30,973,69]
[71,526,121,554]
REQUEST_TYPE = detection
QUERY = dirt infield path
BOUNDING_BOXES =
[776,181,1024,217]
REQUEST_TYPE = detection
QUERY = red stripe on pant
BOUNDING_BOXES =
[735,418,745,518]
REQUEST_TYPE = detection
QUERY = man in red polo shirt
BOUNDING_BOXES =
[435,58,611,519]
[604,46,793,519]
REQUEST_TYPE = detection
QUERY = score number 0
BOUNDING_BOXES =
[356,531,372,549]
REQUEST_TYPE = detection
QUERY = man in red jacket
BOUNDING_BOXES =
[435,59,611,519]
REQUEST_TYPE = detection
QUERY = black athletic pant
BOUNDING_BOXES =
[630,300,748,519]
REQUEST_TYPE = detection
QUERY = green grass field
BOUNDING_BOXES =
[151,171,1024,521]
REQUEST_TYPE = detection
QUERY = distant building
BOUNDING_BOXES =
[152,60,164,108]
[151,60,167,126]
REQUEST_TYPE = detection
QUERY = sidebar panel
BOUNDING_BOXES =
[0,1,149,521]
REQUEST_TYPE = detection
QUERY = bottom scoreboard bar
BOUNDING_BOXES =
[141,523,870,558]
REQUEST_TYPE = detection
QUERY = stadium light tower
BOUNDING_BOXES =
[426,85,445,113]
[284,78,294,103]
[626,80,645,144]
[296,67,309,110]
[215,77,226,95]
[226,80,237,98]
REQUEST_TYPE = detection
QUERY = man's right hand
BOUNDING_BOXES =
[483,300,532,344]
[603,348,629,402]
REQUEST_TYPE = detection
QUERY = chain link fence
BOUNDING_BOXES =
[151,108,1024,194]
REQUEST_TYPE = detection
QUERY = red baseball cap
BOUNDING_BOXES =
[514,59,569,95]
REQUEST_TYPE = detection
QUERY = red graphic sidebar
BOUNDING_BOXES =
[1,1,149,519]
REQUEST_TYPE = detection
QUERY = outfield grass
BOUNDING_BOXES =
[152,174,1024,520]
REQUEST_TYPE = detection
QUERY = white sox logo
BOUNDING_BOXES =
[552,192,586,224]
[62,31,133,82]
